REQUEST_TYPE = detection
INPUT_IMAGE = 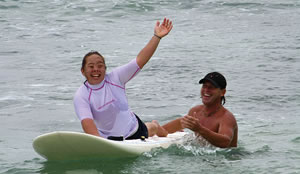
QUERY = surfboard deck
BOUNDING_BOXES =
[33,131,189,161]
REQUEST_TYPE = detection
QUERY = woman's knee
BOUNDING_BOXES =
[145,122,158,137]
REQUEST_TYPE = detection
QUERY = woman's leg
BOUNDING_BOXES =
[145,120,168,137]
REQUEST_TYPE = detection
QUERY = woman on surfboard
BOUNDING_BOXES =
[74,18,171,140]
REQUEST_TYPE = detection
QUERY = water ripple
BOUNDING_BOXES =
[0,5,19,9]
[291,137,300,143]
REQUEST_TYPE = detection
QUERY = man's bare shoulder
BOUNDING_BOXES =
[223,108,234,116]
[223,108,237,126]
[188,105,204,114]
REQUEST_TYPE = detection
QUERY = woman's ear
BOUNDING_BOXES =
[81,68,85,75]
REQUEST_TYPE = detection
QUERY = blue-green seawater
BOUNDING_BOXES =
[1,0,300,173]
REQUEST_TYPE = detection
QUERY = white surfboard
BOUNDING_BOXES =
[33,131,189,161]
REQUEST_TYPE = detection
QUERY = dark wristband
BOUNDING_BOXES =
[154,34,162,39]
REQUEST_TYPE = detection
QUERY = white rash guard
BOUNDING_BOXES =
[73,59,141,138]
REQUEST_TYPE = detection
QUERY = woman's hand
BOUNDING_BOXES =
[154,18,173,38]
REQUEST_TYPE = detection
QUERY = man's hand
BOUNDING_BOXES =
[181,112,201,132]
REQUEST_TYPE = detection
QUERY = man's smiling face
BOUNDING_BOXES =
[201,81,225,106]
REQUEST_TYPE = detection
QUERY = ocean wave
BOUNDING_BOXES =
[0,5,19,10]
[291,137,300,143]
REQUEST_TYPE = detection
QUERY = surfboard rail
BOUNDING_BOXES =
[33,131,188,161]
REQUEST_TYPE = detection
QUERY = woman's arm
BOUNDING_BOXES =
[81,118,101,137]
[136,18,173,69]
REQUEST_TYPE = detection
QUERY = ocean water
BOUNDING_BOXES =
[1,0,300,173]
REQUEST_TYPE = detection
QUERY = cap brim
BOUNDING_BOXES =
[199,78,220,88]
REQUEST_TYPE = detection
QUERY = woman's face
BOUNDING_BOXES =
[81,54,106,85]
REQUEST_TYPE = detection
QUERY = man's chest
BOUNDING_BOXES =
[198,116,220,132]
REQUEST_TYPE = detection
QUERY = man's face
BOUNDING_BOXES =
[201,81,225,106]
[81,54,106,85]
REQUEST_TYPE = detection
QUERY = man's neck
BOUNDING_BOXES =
[202,103,223,117]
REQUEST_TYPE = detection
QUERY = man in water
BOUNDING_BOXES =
[162,72,238,148]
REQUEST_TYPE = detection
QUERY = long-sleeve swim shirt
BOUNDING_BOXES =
[73,58,141,138]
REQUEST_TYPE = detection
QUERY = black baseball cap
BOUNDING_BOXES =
[199,72,227,89]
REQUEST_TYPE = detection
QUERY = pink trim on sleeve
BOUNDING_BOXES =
[128,67,140,81]
[105,80,125,89]
[88,89,92,101]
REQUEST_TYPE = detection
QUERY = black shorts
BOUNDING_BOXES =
[126,114,149,140]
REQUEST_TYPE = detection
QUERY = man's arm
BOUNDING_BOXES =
[136,18,173,69]
[81,118,101,137]
[162,105,199,134]
[162,118,183,134]
[181,110,236,148]
[195,120,235,148]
